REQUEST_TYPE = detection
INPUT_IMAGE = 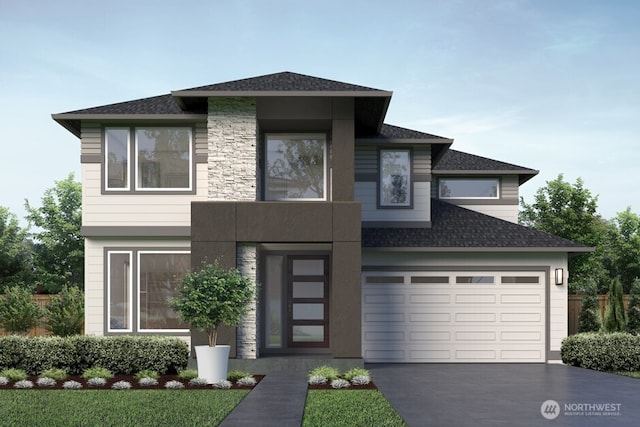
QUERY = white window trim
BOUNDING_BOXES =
[265,133,327,201]
[134,128,193,192]
[136,250,190,333]
[105,128,131,192]
[438,178,500,200]
[107,251,133,333]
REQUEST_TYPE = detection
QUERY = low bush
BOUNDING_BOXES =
[561,332,640,371]
[134,369,159,380]
[343,367,370,382]
[309,365,340,381]
[178,368,198,381]
[0,368,27,382]
[40,368,68,381]
[82,367,113,380]
[227,370,251,382]
[0,335,188,375]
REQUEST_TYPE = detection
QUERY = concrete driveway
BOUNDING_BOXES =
[368,364,640,427]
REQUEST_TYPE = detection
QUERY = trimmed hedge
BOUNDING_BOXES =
[561,332,640,371]
[0,335,188,375]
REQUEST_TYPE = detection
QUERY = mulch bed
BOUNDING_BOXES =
[308,381,377,390]
[0,374,264,390]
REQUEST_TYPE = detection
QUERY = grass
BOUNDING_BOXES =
[0,390,249,426]
[303,390,407,427]
[615,371,640,379]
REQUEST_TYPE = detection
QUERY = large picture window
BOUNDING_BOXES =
[105,127,193,192]
[379,149,411,207]
[439,178,499,199]
[265,134,326,200]
[107,249,190,333]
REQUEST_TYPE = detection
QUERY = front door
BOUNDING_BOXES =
[287,256,330,347]
[262,253,330,352]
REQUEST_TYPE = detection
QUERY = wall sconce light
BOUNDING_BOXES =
[555,268,564,286]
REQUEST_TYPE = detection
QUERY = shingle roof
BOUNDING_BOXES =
[362,199,592,251]
[433,149,538,184]
[177,71,385,93]
[60,94,188,115]
[377,124,449,140]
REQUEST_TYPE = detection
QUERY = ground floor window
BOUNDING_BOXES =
[106,249,190,333]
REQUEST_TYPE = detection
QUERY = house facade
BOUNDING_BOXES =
[53,72,590,364]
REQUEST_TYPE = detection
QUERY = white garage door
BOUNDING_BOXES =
[362,271,546,363]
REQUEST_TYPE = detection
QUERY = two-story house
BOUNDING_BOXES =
[53,72,590,365]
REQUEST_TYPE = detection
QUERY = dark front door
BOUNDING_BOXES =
[286,255,330,348]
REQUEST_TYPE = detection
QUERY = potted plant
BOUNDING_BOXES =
[169,261,254,383]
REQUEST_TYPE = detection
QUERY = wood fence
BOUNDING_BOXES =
[0,294,55,337]
[568,294,630,336]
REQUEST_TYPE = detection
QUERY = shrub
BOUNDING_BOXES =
[0,368,27,382]
[63,380,82,389]
[82,367,113,380]
[188,377,208,386]
[0,377,8,386]
[603,277,627,332]
[331,378,350,389]
[627,278,640,334]
[139,377,159,386]
[40,368,67,381]
[111,381,132,390]
[36,377,57,387]
[212,379,232,389]
[308,375,327,385]
[178,368,199,381]
[0,286,42,334]
[165,380,185,389]
[343,367,371,382]
[43,285,84,337]
[236,376,256,387]
[561,332,640,371]
[134,369,159,380]
[14,380,34,389]
[87,377,106,387]
[309,365,340,381]
[578,278,601,333]
[350,375,371,386]
[227,370,251,382]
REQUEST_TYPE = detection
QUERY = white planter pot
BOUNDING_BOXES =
[195,345,230,384]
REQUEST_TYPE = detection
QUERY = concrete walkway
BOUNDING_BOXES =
[220,370,308,427]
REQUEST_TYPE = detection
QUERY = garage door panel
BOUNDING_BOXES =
[363,270,545,363]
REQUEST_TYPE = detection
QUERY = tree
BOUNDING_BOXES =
[25,173,83,293]
[627,278,640,334]
[0,206,33,292]
[578,278,601,333]
[519,174,607,290]
[43,285,84,336]
[0,286,42,334]
[603,277,626,333]
[601,208,640,293]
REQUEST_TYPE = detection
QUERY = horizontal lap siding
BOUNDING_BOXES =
[81,122,101,157]
[455,204,518,223]
[82,163,208,226]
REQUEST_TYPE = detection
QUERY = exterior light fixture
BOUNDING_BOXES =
[555,268,564,286]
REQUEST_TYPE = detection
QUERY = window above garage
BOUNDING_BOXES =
[439,178,499,199]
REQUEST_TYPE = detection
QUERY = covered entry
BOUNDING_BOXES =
[362,270,546,362]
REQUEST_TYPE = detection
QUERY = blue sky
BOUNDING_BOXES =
[1,0,638,224]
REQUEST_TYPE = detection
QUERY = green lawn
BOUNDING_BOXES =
[0,390,249,427]
[303,390,407,427]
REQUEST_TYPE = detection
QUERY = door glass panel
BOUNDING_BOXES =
[292,259,324,276]
[292,325,324,342]
[265,255,283,348]
[292,282,324,298]
[292,303,324,320]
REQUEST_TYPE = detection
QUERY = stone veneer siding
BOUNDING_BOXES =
[236,243,258,359]
[207,97,257,200]
[207,97,258,359]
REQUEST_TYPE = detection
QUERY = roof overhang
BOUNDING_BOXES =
[434,168,539,185]
[362,246,594,254]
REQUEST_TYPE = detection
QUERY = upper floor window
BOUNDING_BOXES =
[439,178,499,199]
[105,127,193,192]
[379,149,411,207]
[265,133,326,200]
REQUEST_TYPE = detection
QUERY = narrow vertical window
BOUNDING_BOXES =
[108,252,132,331]
[105,128,130,190]
[264,255,284,348]
[380,149,411,207]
